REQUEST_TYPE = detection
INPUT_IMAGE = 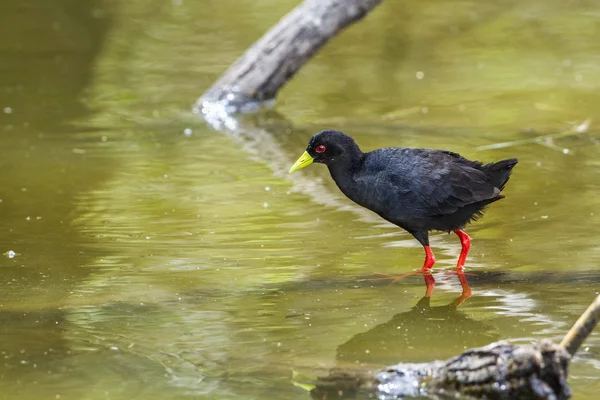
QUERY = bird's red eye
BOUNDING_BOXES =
[315,145,326,153]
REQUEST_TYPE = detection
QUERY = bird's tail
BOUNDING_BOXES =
[484,158,518,191]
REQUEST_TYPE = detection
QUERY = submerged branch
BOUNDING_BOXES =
[196,0,383,118]
[560,295,600,356]
[475,119,591,152]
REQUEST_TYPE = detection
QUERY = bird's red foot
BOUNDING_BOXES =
[454,229,471,269]
[421,245,436,272]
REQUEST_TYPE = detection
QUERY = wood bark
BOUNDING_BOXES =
[306,295,600,399]
[560,295,600,356]
[310,340,571,400]
[197,0,383,114]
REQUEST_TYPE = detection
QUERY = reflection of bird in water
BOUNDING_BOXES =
[335,272,498,366]
[289,130,517,273]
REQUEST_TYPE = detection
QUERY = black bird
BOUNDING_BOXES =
[289,130,518,272]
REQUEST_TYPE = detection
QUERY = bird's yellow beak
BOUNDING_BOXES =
[289,151,314,173]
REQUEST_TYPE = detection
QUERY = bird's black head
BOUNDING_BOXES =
[289,130,362,173]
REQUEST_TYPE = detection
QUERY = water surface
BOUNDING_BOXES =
[1,0,600,399]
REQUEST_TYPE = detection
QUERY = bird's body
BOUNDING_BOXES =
[289,130,518,271]
[331,147,513,234]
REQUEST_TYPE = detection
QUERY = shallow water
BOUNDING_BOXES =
[1,0,600,399]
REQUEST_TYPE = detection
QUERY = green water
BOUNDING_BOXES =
[2,0,600,398]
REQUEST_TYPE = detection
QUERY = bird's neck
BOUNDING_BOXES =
[327,153,364,195]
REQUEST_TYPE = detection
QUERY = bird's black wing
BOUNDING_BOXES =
[400,149,500,216]
[361,148,500,218]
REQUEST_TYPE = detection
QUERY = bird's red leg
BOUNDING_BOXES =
[421,246,436,272]
[454,229,471,270]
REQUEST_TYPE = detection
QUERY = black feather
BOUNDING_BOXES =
[302,130,518,247]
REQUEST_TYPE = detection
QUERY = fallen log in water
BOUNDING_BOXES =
[197,0,383,118]
[306,295,600,400]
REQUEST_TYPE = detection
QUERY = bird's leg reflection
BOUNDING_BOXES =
[422,271,471,307]
[335,271,488,370]
[371,265,474,304]
[453,271,472,307]
[424,272,435,297]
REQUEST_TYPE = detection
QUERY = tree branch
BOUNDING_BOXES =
[196,0,383,116]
